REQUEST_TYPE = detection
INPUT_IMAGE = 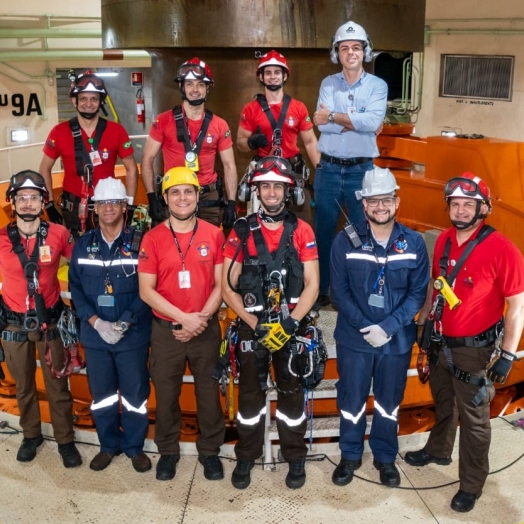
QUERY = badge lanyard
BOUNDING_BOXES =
[183,112,205,171]
[95,236,123,307]
[168,219,198,289]
[367,227,389,309]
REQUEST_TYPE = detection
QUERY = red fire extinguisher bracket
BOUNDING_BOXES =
[136,88,145,124]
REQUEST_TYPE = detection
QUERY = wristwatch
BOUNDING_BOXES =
[328,112,336,123]
[117,321,130,333]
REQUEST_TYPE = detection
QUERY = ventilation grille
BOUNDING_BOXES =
[440,55,514,101]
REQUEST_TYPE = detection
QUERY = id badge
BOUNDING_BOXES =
[368,294,385,308]
[184,152,199,172]
[90,150,102,166]
[39,245,51,263]
[349,106,357,114]
[178,270,191,289]
[97,294,115,307]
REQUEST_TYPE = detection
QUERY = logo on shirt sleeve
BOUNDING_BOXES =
[224,129,231,138]
[46,138,56,149]
[138,248,148,260]
[123,141,132,149]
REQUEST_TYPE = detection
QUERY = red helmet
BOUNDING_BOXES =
[175,57,214,85]
[444,172,491,208]
[250,156,296,186]
[256,50,290,76]
[69,70,107,100]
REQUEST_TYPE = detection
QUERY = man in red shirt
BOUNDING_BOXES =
[223,157,319,490]
[141,58,238,228]
[405,173,524,513]
[0,170,81,468]
[39,71,138,236]
[138,167,225,482]
[237,50,320,224]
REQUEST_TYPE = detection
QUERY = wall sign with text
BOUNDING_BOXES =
[0,93,43,116]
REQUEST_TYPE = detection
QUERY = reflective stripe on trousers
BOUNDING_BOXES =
[237,406,266,426]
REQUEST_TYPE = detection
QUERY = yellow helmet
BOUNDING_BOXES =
[162,167,200,193]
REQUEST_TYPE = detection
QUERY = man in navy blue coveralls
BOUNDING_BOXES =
[330,167,429,487]
[69,178,152,472]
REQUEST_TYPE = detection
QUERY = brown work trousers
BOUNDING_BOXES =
[198,190,221,227]
[149,317,225,456]
[425,344,495,494]
[2,326,75,444]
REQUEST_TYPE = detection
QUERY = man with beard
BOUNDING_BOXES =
[329,167,429,489]
[39,71,138,236]
[237,50,320,224]
[405,173,524,513]
[0,170,82,468]
[68,178,152,473]
[141,57,238,228]
[222,156,319,490]
[138,167,225,482]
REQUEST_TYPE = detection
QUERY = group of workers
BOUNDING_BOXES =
[0,19,523,515]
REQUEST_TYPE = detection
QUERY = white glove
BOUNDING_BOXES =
[94,318,124,345]
[360,325,391,348]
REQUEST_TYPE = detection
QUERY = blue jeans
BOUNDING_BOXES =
[313,158,373,295]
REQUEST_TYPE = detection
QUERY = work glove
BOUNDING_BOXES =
[45,201,63,224]
[222,200,237,229]
[486,348,516,384]
[256,321,292,353]
[94,318,124,345]
[360,325,391,348]
[247,127,269,150]
[147,192,166,222]
[125,205,137,226]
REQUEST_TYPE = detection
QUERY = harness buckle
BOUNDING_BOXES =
[240,340,255,352]
[454,368,471,383]
[22,310,39,332]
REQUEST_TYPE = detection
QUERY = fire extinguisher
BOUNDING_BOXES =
[136,88,145,124]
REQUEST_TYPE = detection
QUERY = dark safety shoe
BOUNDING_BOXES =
[451,489,482,512]
[131,452,152,473]
[89,451,121,471]
[16,435,44,462]
[156,454,180,481]
[404,448,452,467]
[58,441,82,468]
[373,460,401,487]
[198,455,224,481]
[286,457,306,489]
[231,460,255,489]
[332,458,362,486]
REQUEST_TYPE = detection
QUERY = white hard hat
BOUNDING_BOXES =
[361,167,400,197]
[330,21,373,64]
[93,177,127,201]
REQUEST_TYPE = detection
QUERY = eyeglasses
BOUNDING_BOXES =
[95,200,126,206]
[255,156,293,176]
[75,74,105,90]
[365,197,396,207]
[15,194,42,203]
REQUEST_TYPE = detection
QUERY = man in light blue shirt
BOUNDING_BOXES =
[313,20,387,307]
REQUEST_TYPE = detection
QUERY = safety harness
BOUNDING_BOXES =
[1,222,79,377]
[255,94,291,155]
[68,116,107,232]
[418,225,500,406]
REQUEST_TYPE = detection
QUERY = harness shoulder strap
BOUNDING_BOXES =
[69,117,107,181]
[255,94,292,132]
[172,106,214,154]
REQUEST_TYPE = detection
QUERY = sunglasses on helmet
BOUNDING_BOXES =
[177,64,208,80]
[254,156,293,176]
[74,74,106,90]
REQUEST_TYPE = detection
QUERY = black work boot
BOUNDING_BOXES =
[373,460,401,487]
[286,457,306,489]
[404,448,452,467]
[17,435,44,462]
[451,490,481,512]
[198,455,224,480]
[231,460,255,489]
[58,441,82,468]
[156,454,180,481]
[332,458,362,486]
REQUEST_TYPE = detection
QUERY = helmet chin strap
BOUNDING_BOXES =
[77,108,100,120]
[169,208,197,222]
[257,203,287,222]
[263,82,283,92]
[451,201,485,230]
[180,83,207,106]
[15,211,41,222]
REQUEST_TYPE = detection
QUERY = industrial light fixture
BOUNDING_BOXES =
[10,128,29,143]
[95,72,119,77]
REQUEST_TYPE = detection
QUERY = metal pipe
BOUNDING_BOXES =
[0,29,101,39]
[425,27,524,45]
[0,50,149,62]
